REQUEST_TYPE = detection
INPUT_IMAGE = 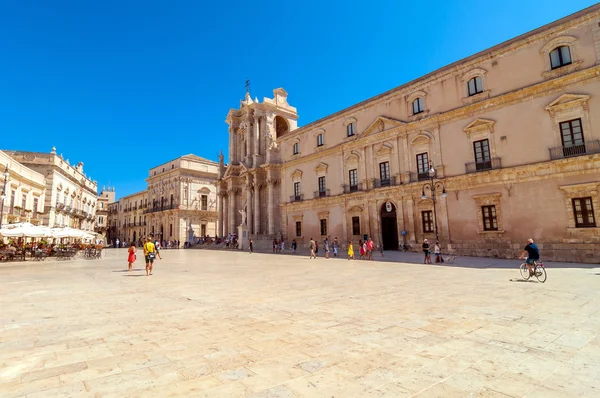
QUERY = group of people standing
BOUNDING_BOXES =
[421,239,444,264]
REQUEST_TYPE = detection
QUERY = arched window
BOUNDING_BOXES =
[317,133,324,147]
[550,46,572,69]
[468,77,483,96]
[412,97,424,115]
[293,142,299,155]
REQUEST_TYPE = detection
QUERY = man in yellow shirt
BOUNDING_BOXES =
[143,237,157,276]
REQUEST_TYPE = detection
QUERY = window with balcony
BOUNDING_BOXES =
[379,161,390,186]
[468,76,483,96]
[352,216,360,236]
[473,139,492,170]
[349,169,358,191]
[293,182,301,201]
[317,134,324,147]
[296,221,302,237]
[550,46,572,69]
[201,195,208,210]
[572,197,596,228]
[347,123,355,137]
[559,119,585,157]
[416,153,429,180]
[482,205,498,231]
[412,97,424,115]
[320,219,327,236]
[318,176,326,197]
[422,211,433,233]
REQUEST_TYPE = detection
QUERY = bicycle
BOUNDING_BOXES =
[519,258,547,283]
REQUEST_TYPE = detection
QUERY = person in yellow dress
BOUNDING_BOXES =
[347,241,355,260]
[143,238,157,276]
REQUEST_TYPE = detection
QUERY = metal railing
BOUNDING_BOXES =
[342,183,365,193]
[373,176,398,188]
[143,203,179,214]
[313,189,330,199]
[290,194,304,203]
[549,140,600,160]
[465,157,502,174]
[410,172,430,183]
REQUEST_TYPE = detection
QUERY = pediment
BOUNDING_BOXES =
[360,116,406,138]
[463,118,495,133]
[348,205,363,214]
[545,94,590,112]
[291,169,303,179]
[314,162,328,173]
[375,142,393,157]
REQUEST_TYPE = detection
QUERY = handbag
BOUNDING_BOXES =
[148,252,156,260]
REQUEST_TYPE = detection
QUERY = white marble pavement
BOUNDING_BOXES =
[1,249,599,397]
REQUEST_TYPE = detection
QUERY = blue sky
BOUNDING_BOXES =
[0,0,597,198]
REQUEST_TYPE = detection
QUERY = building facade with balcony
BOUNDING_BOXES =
[137,154,218,244]
[0,150,47,227]
[6,147,98,231]
[219,5,600,262]
[95,187,115,241]
[115,190,148,244]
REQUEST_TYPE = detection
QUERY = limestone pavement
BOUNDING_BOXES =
[1,249,599,397]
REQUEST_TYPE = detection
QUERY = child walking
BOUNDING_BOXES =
[347,241,355,260]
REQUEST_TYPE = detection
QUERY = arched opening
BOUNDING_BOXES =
[275,116,289,138]
[380,202,398,251]
[133,231,137,243]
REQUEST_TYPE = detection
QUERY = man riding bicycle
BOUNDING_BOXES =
[519,238,540,276]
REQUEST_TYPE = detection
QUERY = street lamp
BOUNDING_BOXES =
[0,164,9,229]
[420,161,447,243]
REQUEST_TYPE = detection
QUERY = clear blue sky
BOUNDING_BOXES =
[0,0,596,198]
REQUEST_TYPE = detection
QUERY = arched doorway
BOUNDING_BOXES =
[380,201,399,251]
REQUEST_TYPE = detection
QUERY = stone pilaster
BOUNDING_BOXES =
[254,182,261,235]
[228,190,235,236]
[217,193,223,237]
[246,177,253,234]
[405,197,416,244]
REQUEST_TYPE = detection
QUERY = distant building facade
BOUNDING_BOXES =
[6,147,98,231]
[0,150,46,227]
[108,154,219,245]
[96,187,116,239]
[219,5,600,262]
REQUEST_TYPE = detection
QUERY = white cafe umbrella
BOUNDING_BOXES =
[0,222,49,238]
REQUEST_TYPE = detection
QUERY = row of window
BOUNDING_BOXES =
[293,196,595,239]
[410,45,574,116]
[295,115,588,199]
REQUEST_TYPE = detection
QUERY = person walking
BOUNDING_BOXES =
[281,240,285,253]
[333,238,339,257]
[127,242,136,272]
[292,239,296,253]
[347,241,355,260]
[143,238,157,276]
[155,240,163,259]
[434,241,444,263]
[249,239,253,254]
[115,238,120,249]
[309,238,316,259]
[324,237,330,259]
[422,239,432,264]
[367,238,374,260]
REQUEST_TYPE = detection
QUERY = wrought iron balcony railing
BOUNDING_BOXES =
[373,176,398,188]
[465,157,502,174]
[342,183,365,194]
[290,194,304,203]
[549,140,600,160]
[313,189,330,199]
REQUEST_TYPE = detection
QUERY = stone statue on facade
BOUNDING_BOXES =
[218,150,224,167]
[239,209,247,225]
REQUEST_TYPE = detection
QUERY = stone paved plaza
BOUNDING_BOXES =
[1,249,599,397]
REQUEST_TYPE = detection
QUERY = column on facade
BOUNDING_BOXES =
[405,197,416,243]
[228,189,235,235]
[253,114,261,161]
[254,182,260,235]
[217,193,223,237]
[246,120,252,164]
[267,178,275,235]
[439,195,450,244]
[222,195,228,236]
[246,177,253,234]
[228,127,234,164]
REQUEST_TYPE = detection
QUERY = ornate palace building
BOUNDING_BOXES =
[6,147,99,231]
[219,5,600,262]
[107,154,219,246]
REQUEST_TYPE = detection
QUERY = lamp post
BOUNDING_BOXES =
[0,164,9,229]
[420,161,447,243]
